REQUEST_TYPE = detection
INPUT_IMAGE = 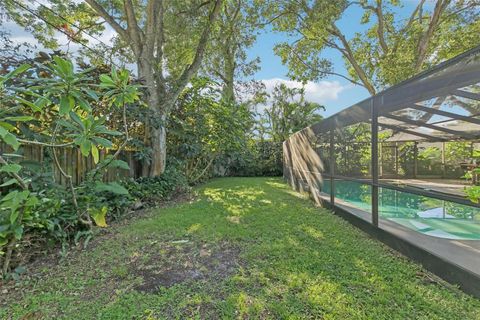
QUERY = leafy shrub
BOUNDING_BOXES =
[225,140,283,177]
[124,165,189,205]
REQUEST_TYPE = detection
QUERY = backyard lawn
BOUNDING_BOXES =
[1,177,479,319]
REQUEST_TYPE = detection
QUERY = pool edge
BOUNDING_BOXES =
[322,199,480,298]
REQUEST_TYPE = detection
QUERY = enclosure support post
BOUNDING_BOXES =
[379,142,383,177]
[371,98,379,227]
[329,128,335,206]
[395,142,399,177]
[413,142,418,178]
[442,142,446,178]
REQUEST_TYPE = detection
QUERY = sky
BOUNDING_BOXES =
[4,1,430,118]
[246,1,433,117]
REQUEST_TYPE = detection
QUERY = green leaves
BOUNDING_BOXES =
[3,116,35,122]
[108,159,130,170]
[80,139,92,157]
[0,64,31,86]
[0,55,141,273]
[0,126,20,151]
[51,56,75,78]
[66,113,118,160]
[89,206,108,228]
[0,188,39,253]
[59,95,75,115]
[0,164,22,174]
[94,182,129,195]
[91,145,99,164]
[100,68,140,108]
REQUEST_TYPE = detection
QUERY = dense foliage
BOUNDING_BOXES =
[0,54,307,278]
[168,78,253,183]
[0,56,188,278]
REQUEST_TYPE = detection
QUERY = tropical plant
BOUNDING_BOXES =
[0,58,140,277]
[261,83,324,143]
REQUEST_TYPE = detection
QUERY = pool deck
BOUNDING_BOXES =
[318,193,480,277]
[380,178,469,197]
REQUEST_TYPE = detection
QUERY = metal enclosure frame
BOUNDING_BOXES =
[283,45,480,297]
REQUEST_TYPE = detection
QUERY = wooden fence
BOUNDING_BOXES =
[1,143,143,185]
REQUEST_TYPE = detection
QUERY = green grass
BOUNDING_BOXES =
[1,177,479,319]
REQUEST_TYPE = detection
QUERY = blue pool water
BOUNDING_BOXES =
[322,180,480,240]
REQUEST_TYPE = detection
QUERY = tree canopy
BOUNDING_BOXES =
[264,0,480,94]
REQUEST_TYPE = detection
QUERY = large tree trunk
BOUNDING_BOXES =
[138,59,168,177]
[222,53,235,102]
[150,122,167,176]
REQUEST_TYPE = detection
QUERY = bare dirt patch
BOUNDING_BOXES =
[133,241,240,293]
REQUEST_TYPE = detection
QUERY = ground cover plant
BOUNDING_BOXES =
[1,177,479,319]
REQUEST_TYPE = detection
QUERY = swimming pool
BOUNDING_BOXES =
[322,180,480,240]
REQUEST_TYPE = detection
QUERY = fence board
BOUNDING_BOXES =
[0,143,141,186]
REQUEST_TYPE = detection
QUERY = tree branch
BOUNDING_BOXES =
[171,0,223,104]
[145,0,157,58]
[329,24,376,94]
[154,0,166,84]
[123,0,144,55]
[415,0,451,71]
[391,0,426,53]
[84,0,129,41]
[374,0,388,54]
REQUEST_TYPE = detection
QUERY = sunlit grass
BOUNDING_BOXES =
[1,177,479,319]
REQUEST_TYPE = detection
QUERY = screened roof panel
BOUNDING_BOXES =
[298,45,480,141]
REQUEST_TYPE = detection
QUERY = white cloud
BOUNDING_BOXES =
[261,78,345,105]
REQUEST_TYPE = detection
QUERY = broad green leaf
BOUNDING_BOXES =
[80,140,91,157]
[94,182,129,195]
[3,133,20,150]
[91,144,99,164]
[13,225,23,240]
[15,97,42,113]
[4,116,34,122]
[76,96,92,112]
[0,122,15,131]
[4,64,31,80]
[1,190,19,202]
[10,211,19,224]
[109,159,130,170]
[59,95,75,115]
[2,154,23,159]
[98,128,123,136]
[69,112,85,131]
[0,126,7,137]
[0,164,22,174]
[0,237,8,247]
[53,56,73,76]
[57,119,78,131]
[25,196,39,207]
[92,137,113,148]
[99,74,115,87]
[85,89,99,101]
[90,206,108,227]
[0,179,18,187]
